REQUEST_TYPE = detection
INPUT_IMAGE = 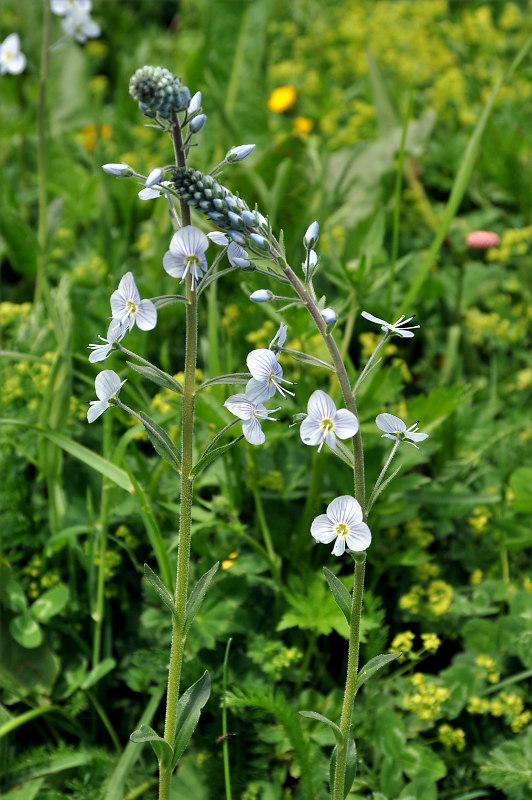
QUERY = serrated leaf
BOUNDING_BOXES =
[144,564,175,617]
[138,412,181,472]
[126,361,183,394]
[299,710,343,745]
[130,724,173,769]
[30,584,69,623]
[184,563,220,638]
[9,613,43,649]
[191,436,244,477]
[197,373,251,391]
[323,568,352,625]
[171,671,211,767]
[355,652,402,693]
[329,725,357,800]
[81,657,116,690]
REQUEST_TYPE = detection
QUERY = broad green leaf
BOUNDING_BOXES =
[81,657,116,690]
[401,744,447,782]
[0,627,59,696]
[323,568,352,626]
[30,584,69,623]
[138,412,181,472]
[9,614,43,649]
[375,708,406,759]
[197,373,251,391]
[4,579,28,614]
[298,710,343,746]
[509,467,532,513]
[355,652,402,693]
[184,563,219,637]
[130,724,173,769]
[144,564,175,617]
[329,725,357,800]
[171,671,211,767]
[126,361,183,394]
[278,573,349,638]
[191,436,244,477]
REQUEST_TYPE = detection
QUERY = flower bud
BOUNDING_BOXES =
[226,144,256,163]
[145,167,164,187]
[189,113,207,133]
[307,249,318,267]
[250,233,268,250]
[102,163,133,177]
[304,221,319,248]
[250,289,273,303]
[466,230,500,249]
[321,307,337,326]
[188,91,202,113]
[241,210,257,227]
[228,230,246,246]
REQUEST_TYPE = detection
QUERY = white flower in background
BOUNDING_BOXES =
[300,390,358,452]
[163,225,209,289]
[110,272,157,331]
[224,394,280,445]
[88,319,128,363]
[60,7,101,42]
[87,370,126,423]
[311,495,371,556]
[0,34,26,75]
[361,311,419,338]
[376,413,429,448]
[246,349,294,403]
[51,0,92,14]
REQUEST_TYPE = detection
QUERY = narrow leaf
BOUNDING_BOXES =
[138,412,181,473]
[81,657,116,690]
[130,724,173,769]
[197,373,251,391]
[184,563,220,637]
[151,294,187,308]
[299,710,343,746]
[329,726,357,800]
[288,351,335,371]
[126,361,183,394]
[171,671,211,767]
[191,436,244,477]
[144,564,175,617]
[355,652,402,693]
[323,567,352,625]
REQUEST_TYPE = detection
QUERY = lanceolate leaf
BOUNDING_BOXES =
[323,567,352,625]
[299,710,343,746]
[81,658,116,690]
[355,653,402,693]
[197,373,251,391]
[329,726,357,800]
[191,436,244,477]
[184,563,220,637]
[130,724,173,769]
[126,361,183,394]
[144,564,175,617]
[138,412,181,473]
[171,671,211,768]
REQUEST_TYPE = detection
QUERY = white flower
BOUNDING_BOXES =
[361,311,419,338]
[110,272,157,332]
[311,496,371,556]
[87,370,126,423]
[51,0,92,14]
[227,242,250,268]
[300,390,358,452]
[321,307,336,326]
[60,8,100,42]
[145,167,164,187]
[224,394,280,445]
[226,144,255,163]
[250,289,273,303]
[246,349,294,403]
[304,221,319,249]
[88,319,128,363]
[269,322,288,351]
[0,34,26,75]
[138,180,172,200]
[163,225,208,289]
[102,163,133,177]
[207,231,229,246]
[376,413,429,448]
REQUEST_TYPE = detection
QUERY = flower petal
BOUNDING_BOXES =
[332,537,346,556]
[118,272,139,302]
[246,349,278,382]
[334,409,359,439]
[136,299,157,331]
[163,250,185,279]
[224,394,253,420]
[376,413,406,434]
[94,369,123,401]
[300,415,323,446]
[345,522,371,551]
[307,389,336,421]
[242,417,265,445]
[361,311,387,326]
[310,514,337,543]
[326,496,362,526]
[87,399,108,423]
[245,378,273,404]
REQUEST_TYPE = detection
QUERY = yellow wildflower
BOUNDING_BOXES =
[399,585,424,614]
[293,116,313,135]
[391,631,415,658]
[427,580,453,615]
[467,696,490,714]
[268,85,297,113]
[470,569,483,585]
[438,724,466,751]
[421,633,441,654]
[222,552,238,570]
[511,711,531,732]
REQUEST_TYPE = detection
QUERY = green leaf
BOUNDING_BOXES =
[298,710,343,746]
[184,563,220,637]
[30,584,69,623]
[9,614,43,649]
[509,467,532,513]
[0,207,38,277]
[144,564,175,617]
[138,412,181,473]
[375,708,406,759]
[355,652,402,693]
[81,657,116,690]
[130,724,173,769]
[197,373,251,391]
[288,351,335,371]
[329,725,357,799]
[3,578,28,614]
[401,744,447,782]
[151,294,187,309]
[278,573,349,638]
[191,436,244,477]
[171,671,211,768]
[323,568,352,626]
[126,361,183,394]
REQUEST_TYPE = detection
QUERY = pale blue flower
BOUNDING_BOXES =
[138,180,172,200]
[300,390,358,452]
[246,349,294,403]
[224,394,280,445]
[228,242,250,268]
[51,0,91,14]
[226,144,255,163]
[269,322,288,351]
[304,221,319,248]
[163,225,209,289]
[102,163,133,177]
[88,319,128,363]
[311,495,371,556]
[60,8,100,42]
[189,113,206,132]
[87,370,126,424]
[376,413,428,448]
[207,231,229,246]
[0,34,26,75]
[188,91,202,113]
[321,307,336,326]
[110,272,157,331]
[145,167,164,187]
[361,311,419,338]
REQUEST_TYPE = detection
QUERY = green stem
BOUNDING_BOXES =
[86,689,121,752]
[353,333,389,394]
[222,638,233,800]
[366,441,400,517]
[159,116,195,800]
[333,555,366,800]
[34,0,51,307]
[387,91,412,317]
[92,411,112,668]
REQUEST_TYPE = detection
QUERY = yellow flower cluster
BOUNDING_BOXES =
[487,225,532,263]
[468,691,531,733]
[438,724,466,752]
[2,352,54,408]
[78,123,113,152]
[390,631,441,661]
[23,556,61,599]
[475,654,500,684]
[400,580,453,616]
[404,672,450,721]
[467,507,490,534]
[0,301,32,327]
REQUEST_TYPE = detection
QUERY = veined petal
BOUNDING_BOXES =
[310,514,337,543]
[376,413,406,434]
[307,389,336,420]
[334,409,359,438]
[163,250,185,279]
[95,369,123,401]
[245,378,274,404]
[87,399,109,423]
[118,272,140,302]
[327,495,361,526]
[224,394,253,420]
[300,415,323,446]
[246,349,279,381]
[88,343,112,363]
[332,537,346,557]
[139,187,162,200]
[242,417,265,445]
[396,329,415,338]
[346,522,371,551]
[361,311,387,326]
[136,299,157,331]
[170,225,209,257]
[407,431,429,442]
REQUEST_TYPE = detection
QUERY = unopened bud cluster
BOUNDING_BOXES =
[129,65,190,119]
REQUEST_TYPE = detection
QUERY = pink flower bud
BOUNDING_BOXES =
[466,230,500,249]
